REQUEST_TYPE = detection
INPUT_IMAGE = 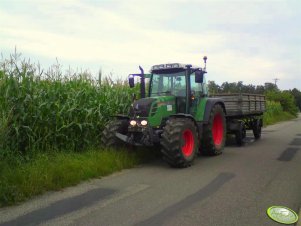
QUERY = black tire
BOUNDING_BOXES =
[235,121,246,146]
[161,118,198,168]
[253,119,262,140]
[202,104,226,156]
[101,119,128,147]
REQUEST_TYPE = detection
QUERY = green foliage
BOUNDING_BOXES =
[265,90,299,116]
[208,80,274,95]
[263,101,295,125]
[0,53,137,154]
[290,88,301,111]
[0,52,152,207]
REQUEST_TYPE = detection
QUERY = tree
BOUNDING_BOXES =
[264,82,278,92]
[207,80,220,94]
[255,85,265,94]
[290,88,301,111]
[221,82,240,93]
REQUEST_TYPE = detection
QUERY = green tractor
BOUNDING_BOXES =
[101,57,227,167]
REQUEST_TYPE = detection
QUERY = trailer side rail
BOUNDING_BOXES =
[211,93,266,117]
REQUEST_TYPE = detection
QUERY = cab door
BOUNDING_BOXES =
[189,72,207,117]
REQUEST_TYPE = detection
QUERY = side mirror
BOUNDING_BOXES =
[128,75,134,88]
[195,70,204,83]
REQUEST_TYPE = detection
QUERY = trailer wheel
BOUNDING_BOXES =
[235,121,246,146]
[202,104,226,155]
[253,119,262,140]
[101,119,128,147]
[161,118,198,168]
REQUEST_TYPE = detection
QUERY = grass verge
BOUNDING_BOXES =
[263,100,297,126]
[263,111,296,126]
[0,148,157,207]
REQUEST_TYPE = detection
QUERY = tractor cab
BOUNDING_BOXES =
[149,63,208,114]
[128,57,208,122]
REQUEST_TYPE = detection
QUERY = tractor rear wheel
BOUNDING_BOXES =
[202,104,226,155]
[161,118,198,168]
[101,119,128,147]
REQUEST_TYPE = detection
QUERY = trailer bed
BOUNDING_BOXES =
[211,93,266,117]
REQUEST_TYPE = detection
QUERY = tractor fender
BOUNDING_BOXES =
[203,98,226,123]
[169,113,196,121]
[167,113,203,138]
[168,113,199,128]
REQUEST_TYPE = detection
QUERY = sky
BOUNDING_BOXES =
[0,0,300,90]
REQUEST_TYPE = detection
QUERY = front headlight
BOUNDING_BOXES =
[130,120,137,126]
[141,120,148,126]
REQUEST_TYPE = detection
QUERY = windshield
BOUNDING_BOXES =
[150,72,186,97]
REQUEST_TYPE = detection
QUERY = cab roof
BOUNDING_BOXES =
[150,63,200,74]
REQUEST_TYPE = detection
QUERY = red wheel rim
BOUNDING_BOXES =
[182,129,194,157]
[212,113,224,145]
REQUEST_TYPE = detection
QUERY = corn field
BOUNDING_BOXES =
[0,53,137,155]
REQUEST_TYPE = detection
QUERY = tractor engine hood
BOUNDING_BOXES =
[130,96,176,127]
[130,97,156,117]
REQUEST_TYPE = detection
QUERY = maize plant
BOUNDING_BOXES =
[0,53,138,155]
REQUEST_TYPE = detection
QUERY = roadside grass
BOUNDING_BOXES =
[0,148,158,207]
[263,111,296,126]
[263,101,297,126]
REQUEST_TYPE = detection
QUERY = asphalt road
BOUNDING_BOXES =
[1,115,301,226]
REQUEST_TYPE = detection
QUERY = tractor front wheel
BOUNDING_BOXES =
[161,118,198,168]
[202,104,226,155]
[101,119,128,147]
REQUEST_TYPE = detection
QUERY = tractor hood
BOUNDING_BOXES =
[131,97,156,117]
[130,96,176,127]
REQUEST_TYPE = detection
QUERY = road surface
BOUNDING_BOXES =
[1,115,301,226]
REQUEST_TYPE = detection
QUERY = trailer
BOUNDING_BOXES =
[211,93,266,145]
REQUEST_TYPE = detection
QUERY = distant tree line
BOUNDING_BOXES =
[208,81,301,115]
[207,81,279,94]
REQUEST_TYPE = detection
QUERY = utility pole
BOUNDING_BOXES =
[273,78,279,86]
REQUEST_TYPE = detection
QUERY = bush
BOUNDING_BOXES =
[263,101,295,126]
[265,90,298,117]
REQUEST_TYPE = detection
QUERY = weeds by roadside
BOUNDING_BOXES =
[263,101,296,126]
[0,147,158,207]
